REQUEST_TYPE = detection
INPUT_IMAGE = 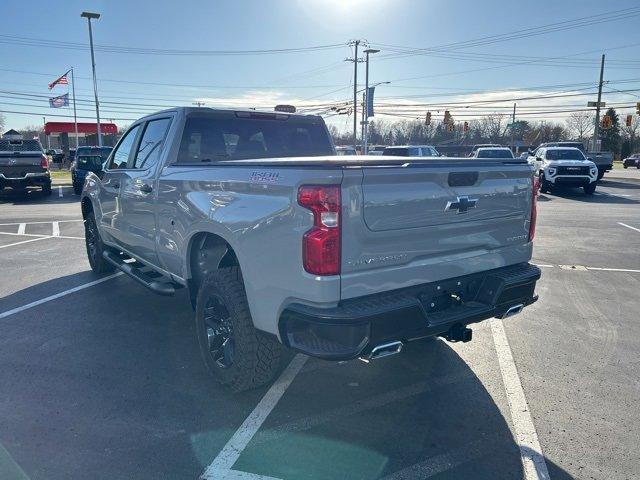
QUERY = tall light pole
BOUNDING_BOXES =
[81,11,102,147]
[363,49,380,154]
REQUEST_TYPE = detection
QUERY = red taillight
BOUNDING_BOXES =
[298,185,341,275]
[40,154,49,169]
[528,177,539,241]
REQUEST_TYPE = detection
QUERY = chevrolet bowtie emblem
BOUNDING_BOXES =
[445,195,478,214]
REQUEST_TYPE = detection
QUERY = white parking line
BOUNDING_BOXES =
[17,223,25,235]
[52,222,60,237]
[585,266,640,273]
[0,272,123,320]
[0,236,51,250]
[200,354,308,480]
[58,186,63,198]
[618,222,640,233]
[490,319,550,480]
[0,220,82,226]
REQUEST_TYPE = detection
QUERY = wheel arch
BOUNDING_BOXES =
[186,231,240,309]
[81,196,94,219]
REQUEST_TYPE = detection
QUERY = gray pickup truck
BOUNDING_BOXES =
[0,139,52,195]
[81,107,541,391]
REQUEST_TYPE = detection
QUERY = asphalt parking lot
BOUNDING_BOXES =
[1,172,639,480]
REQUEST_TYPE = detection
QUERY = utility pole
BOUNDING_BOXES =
[346,40,361,150]
[81,11,102,146]
[361,92,366,147]
[43,116,50,149]
[510,103,516,154]
[592,54,605,152]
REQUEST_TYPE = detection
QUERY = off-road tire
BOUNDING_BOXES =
[195,267,282,392]
[584,183,597,195]
[539,173,550,194]
[42,182,52,196]
[84,213,115,274]
[73,182,82,195]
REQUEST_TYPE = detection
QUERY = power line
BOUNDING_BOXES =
[0,35,347,56]
[371,7,640,57]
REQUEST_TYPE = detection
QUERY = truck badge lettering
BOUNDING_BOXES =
[250,171,280,184]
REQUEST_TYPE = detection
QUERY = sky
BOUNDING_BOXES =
[1,0,640,133]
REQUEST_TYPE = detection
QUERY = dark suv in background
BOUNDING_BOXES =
[623,154,640,168]
[70,146,113,194]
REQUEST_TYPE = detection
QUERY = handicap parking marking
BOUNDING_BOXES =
[618,222,640,233]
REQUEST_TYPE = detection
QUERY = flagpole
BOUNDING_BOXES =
[70,67,79,149]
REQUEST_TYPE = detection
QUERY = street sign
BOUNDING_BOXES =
[587,101,606,107]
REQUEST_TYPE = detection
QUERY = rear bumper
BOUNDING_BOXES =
[0,172,50,189]
[279,262,541,360]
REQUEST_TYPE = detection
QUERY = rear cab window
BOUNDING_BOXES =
[175,113,333,163]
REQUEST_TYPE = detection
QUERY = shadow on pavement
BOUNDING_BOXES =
[0,188,79,205]
[543,186,639,204]
[232,339,574,480]
[0,274,273,480]
[598,178,640,190]
[0,272,575,480]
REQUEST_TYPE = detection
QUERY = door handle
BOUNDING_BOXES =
[139,184,153,194]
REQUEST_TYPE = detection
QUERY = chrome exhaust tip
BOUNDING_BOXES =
[501,303,524,319]
[361,341,404,362]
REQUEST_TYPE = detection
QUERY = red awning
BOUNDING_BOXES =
[44,122,118,135]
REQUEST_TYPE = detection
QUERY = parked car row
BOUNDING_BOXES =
[335,142,613,197]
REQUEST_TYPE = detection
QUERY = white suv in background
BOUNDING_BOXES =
[529,147,598,195]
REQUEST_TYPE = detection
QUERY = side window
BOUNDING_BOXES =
[132,118,172,170]
[108,124,141,169]
[408,147,420,156]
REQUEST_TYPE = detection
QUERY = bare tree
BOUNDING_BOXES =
[477,114,506,143]
[566,112,593,143]
[0,113,6,132]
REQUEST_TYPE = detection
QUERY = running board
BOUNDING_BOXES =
[102,250,176,296]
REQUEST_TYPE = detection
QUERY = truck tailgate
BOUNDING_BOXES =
[340,160,534,299]
[0,153,44,178]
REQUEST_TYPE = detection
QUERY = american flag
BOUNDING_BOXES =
[48,71,70,90]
